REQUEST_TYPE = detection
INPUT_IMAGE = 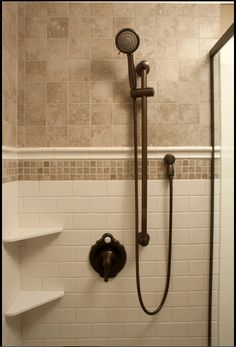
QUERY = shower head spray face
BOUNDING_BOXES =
[115,28,140,54]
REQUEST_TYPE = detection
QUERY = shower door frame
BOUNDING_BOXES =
[208,23,234,346]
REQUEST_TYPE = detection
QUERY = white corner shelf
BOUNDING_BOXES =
[5,291,64,317]
[3,226,63,243]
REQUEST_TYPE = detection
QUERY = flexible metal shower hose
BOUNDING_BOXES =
[133,98,173,315]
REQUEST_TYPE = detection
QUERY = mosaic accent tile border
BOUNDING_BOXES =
[2,160,18,183]
[2,159,220,182]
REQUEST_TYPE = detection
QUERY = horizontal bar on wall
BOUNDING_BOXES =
[2,146,221,160]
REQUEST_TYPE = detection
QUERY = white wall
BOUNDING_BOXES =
[2,181,22,346]
[17,179,216,346]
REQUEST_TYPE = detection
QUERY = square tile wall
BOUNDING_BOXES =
[2,2,18,147]
[16,2,221,147]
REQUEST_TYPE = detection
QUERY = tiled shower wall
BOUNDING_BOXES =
[18,179,219,346]
[17,2,221,147]
[2,2,18,147]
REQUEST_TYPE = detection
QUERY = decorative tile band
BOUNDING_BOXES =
[2,159,220,183]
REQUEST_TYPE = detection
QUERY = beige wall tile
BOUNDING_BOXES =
[47,126,68,147]
[17,126,25,147]
[69,125,90,146]
[69,17,91,39]
[47,82,68,103]
[112,104,132,125]
[91,61,112,81]
[134,16,156,39]
[179,125,200,146]
[178,81,200,104]
[179,104,199,125]
[69,39,90,59]
[69,3,91,17]
[69,82,90,103]
[47,61,68,82]
[91,39,112,60]
[47,3,69,17]
[134,3,156,17]
[156,104,179,125]
[91,3,112,16]
[156,125,179,146]
[47,39,68,60]
[113,82,130,104]
[47,17,69,38]
[112,3,134,17]
[91,125,112,146]
[156,60,178,81]
[200,17,221,39]
[91,16,112,39]
[25,17,46,38]
[179,60,200,81]
[25,2,47,17]
[156,39,177,59]
[25,104,46,126]
[25,126,46,147]
[156,81,178,103]
[177,17,199,38]
[25,61,46,82]
[91,81,113,103]
[113,125,133,146]
[91,104,112,125]
[69,104,90,125]
[156,3,179,16]
[47,103,68,125]
[25,83,46,104]
[177,4,199,16]
[25,39,47,60]
[69,60,90,81]
[178,38,199,59]
[17,104,25,126]
[113,17,134,37]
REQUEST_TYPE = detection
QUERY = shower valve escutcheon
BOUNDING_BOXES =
[89,233,127,282]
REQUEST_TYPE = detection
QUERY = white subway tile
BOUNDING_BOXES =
[124,292,156,308]
[75,246,90,261]
[39,214,73,229]
[108,308,140,323]
[189,260,208,275]
[188,291,208,306]
[43,309,75,323]
[165,292,188,307]
[173,337,203,346]
[140,338,172,346]
[73,181,106,197]
[42,246,75,262]
[172,307,204,322]
[76,339,108,346]
[171,261,189,276]
[20,246,42,262]
[173,245,206,260]
[42,278,75,292]
[76,308,108,323]
[90,197,123,213]
[173,212,210,228]
[106,181,135,196]
[189,196,210,211]
[173,196,190,212]
[175,180,207,195]
[106,213,134,229]
[189,228,209,244]
[27,324,60,339]
[107,277,136,293]
[73,214,106,229]
[59,262,93,277]
[124,323,156,338]
[91,293,124,308]
[2,181,18,202]
[60,324,92,338]
[110,338,140,346]
[147,213,169,229]
[44,339,77,346]
[58,230,90,246]
[23,197,57,213]
[57,197,90,213]
[21,339,43,346]
[21,278,42,291]
[39,181,72,196]
[157,322,188,337]
[26,262,58,277]
[148,180,169,196]
[172,229,189,244]
[138,246,166,261]
[172,276,206,291]
[18,181,40,197]
[19,214,40,227]
[22,307,44,325]
[75,278,108,293]
[92,323,124,338]
[187,322,208,337]
[60,294,91,308]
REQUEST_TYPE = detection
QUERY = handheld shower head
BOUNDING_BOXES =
[115,28,140,54]
[115,28,140,89]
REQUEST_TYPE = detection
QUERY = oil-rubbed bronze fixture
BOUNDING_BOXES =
[89,233,126,282]
[115,28,175,315]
